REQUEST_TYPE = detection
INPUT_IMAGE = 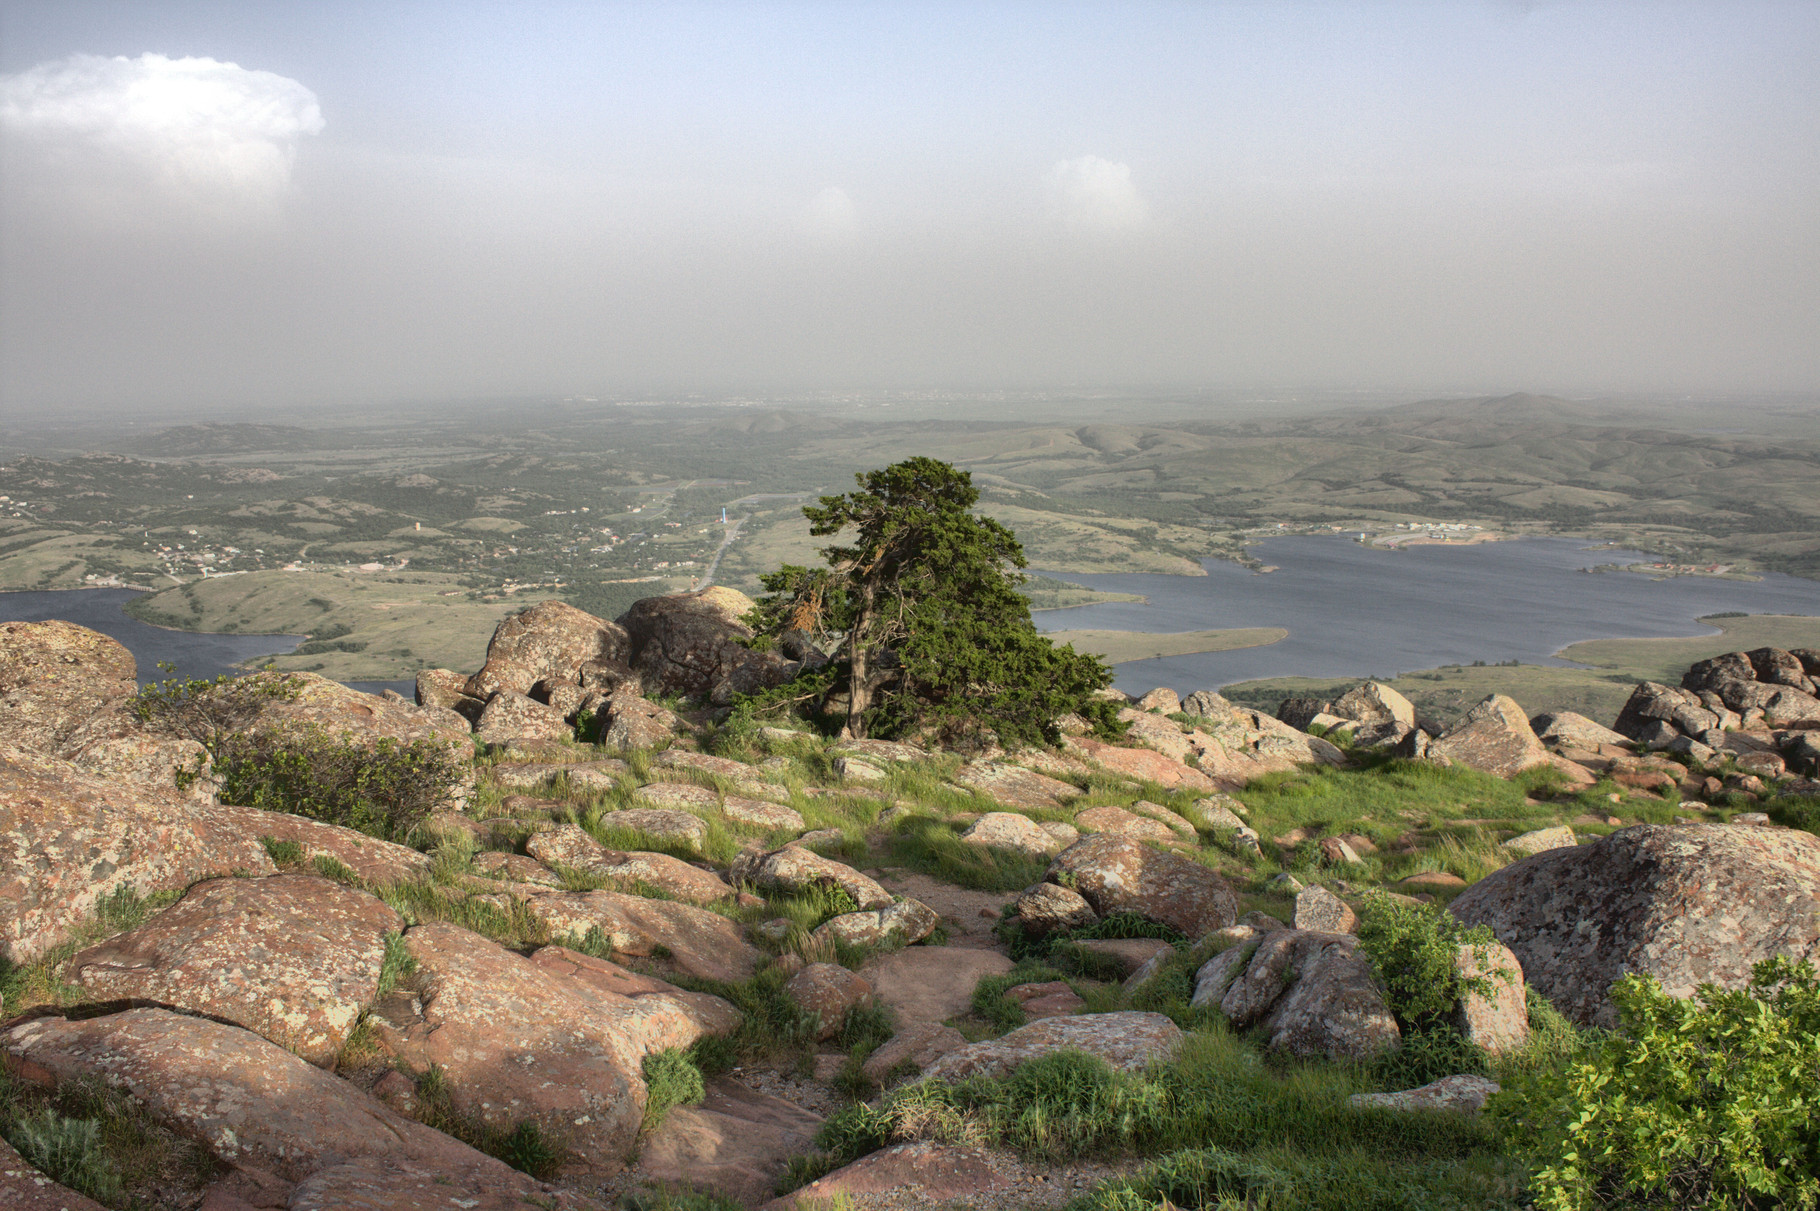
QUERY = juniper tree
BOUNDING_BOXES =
[746,456,1119,744]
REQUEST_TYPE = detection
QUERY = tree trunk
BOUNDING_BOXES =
[846,582,875,739]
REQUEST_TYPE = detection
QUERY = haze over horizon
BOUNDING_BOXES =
[2,1,1816,415]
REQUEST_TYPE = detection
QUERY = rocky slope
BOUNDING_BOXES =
[3,600,1818,1209]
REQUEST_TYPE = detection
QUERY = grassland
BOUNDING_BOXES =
[1046,626,1288,665]
[124,569,518,680]
[1221,613,1820,728]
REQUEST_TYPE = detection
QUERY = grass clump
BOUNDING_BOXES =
[0,1071,222,1208]
[969,962,1068,1033]
[886,816,1050,892]
[410,1065,564,1179]
[642,1048,707,1131]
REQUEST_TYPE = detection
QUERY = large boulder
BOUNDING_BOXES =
[509,889,762,982]
[784,963,873,1040]
[1453,940,1529,1054]
[1613,682,1722,742]
[1531,710,1631,751]
[1045,833,1237,937]
[524,823,733,904]
[69,874,399,1066]
[1450,823,1820,1027]
[1680,651,1820,724]
[617,587,792,703]
[920,1012,1182,1083]
[960,812,1067,858]
[1007,881,1098,938]
[1065,735,1219,791]
[730,844,894,910]
[474,689,572,746]
[1332,682,1416,727]
[1431,694,1554,777]
[1,1007,585,1202]
[1213,929,1401,1060]
[0,619,138,756]
[0,746,276,964]
[374,922,700,1172]
[953,762,1082,810]
[598,687,681,749]
[466,599,632,699]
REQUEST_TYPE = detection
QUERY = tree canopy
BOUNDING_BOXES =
[745,456,1119,744]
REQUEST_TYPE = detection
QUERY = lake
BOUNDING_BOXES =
[1037,537,1820,695]
[0,588,306,685]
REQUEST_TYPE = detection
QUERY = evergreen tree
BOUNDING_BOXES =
[746,457,1119,744]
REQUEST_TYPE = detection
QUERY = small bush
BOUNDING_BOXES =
[1356,893,1500,1031]
[130,669,304,744]
[643,1048,707,1131]
[1493,957,1820,1211]
[214,726,467,842]
[1368,1026,1490,1090]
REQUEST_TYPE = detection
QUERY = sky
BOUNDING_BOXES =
[0,1,1816,415]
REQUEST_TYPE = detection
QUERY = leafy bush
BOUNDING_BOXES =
[642,1048,707,1131]
[1493,957,1820,1211]
[1368,1025,1491,1090]
[1356,893,1501,1031]
[213,726,466,841]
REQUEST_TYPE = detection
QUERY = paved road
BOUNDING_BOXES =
[696,516,744,589]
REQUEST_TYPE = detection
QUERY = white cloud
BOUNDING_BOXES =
[1047,155,1149,232]
[801,185,859,242]
[0,53,323,213]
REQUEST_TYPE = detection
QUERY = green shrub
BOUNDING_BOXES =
[1356,893,1500,1031]
[214,726,467,842]
[5,1108,125,1203]
[642,1048,707,1131]
[1071,1144,1519,1211]
[1492,957,1820,1211]
[1769,794,1820,837]
[130,669,304,743]
[1368,1026,1490,1090]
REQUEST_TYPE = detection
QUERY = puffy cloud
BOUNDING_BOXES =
[801,185,859,242]
[1047,155,1149,232]
[0,53,323,213]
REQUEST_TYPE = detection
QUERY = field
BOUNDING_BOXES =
[1220,613,1820,728]
[1045,626,1288,665]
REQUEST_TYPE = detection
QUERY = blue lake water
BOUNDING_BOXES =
[0,588,305,685]
[1036,537,1820,696]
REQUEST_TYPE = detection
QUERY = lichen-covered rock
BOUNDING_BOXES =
[1065,735,1220,792]
[1453,940,1528,1053]
[1073,804,1180,844]
[600,688,681,749]
[1,1007,577,1200]
[0,619,138,755]
[0,746,276,963]
[1431,694,1553,777]
[466,599,632,699]
[511,889,761,982]
[811,898,938,949]
[961,812,1066,858]
[1614,681,1723,741]
[720,795,806,831]
[920,1012,1182,1083]
[247,809,432,884]
[374,923,686,1172]
[474,689,572,746]
[1126,800,1198,836]
[785,963,872,1040]
[593,808,709,850]
[1009,881,1098,937]
[617,587,791,703]
[730,845,894,910]
[1293,885,1356,933]
[1350,1075,1500,1116]
[1532,711,1630,750]
[70,874,398,1065]
[861,1023,969,1084]
[1503,826,1577,857]
[1134,687,1180,713]
[471,850,563,886]
[953,762,1082,809]
[1333,682,1416,727]
[1450,823,1820,1027]
[1218,930,1400,1060]
[1046,833,1237,937]
[526,946,743,1039]
[525,824,732,904]
[652,749,754,780]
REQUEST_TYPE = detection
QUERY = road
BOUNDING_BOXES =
[696,516,744,589]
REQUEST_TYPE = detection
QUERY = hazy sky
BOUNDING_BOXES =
[1,1,1816,413]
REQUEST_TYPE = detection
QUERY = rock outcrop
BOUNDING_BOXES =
[1196,929,1401,1060]
[69,873,399,1066]
[1450,823,1820,1027]
[617,587,793,703]
[919,1012,1183,1082]
[466,599,632,699]
[1041,833,1238,937]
